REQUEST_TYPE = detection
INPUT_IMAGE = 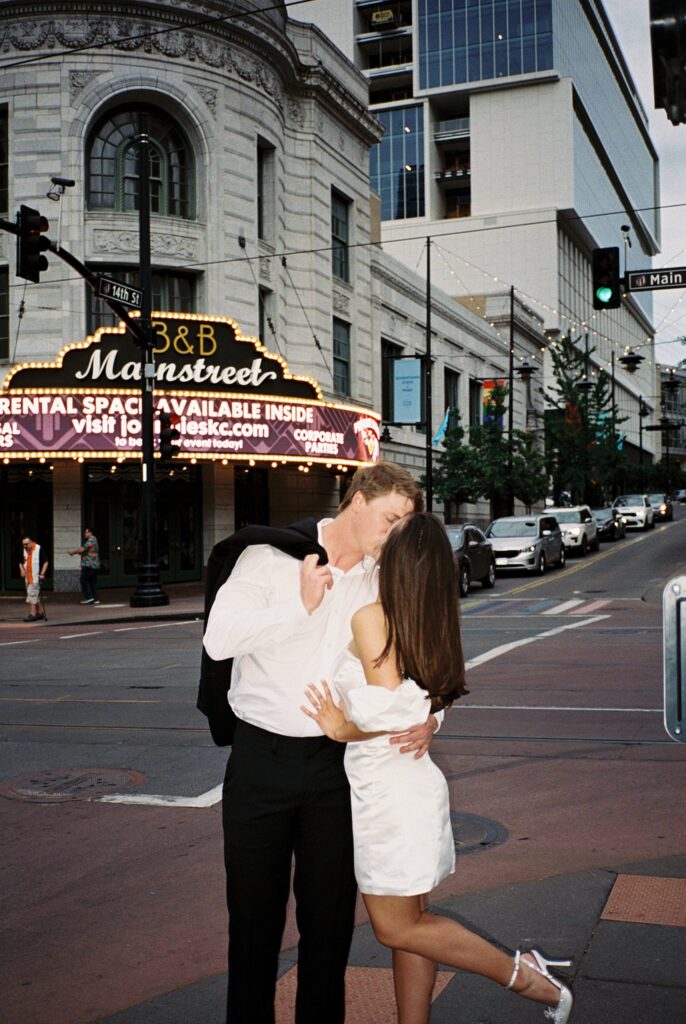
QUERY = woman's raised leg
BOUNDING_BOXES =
[363,893,564,1010]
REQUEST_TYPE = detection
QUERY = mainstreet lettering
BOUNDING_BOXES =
[74,349,278,388]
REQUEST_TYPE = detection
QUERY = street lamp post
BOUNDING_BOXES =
[638,396,650,491]
[130,118,168,608]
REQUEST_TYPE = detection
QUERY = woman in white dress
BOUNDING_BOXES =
[303,512,573,1024]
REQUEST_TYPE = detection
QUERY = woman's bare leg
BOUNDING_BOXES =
[363,893,561,1008]
[392,898,436,1024]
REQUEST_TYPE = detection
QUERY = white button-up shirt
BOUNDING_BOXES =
[203,519,379,737]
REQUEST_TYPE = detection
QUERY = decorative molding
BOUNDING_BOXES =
[332,289,350,316]
[93,228,200,260]
[0,16,285,108]
[69,70,103,101]
[258,257,272,283]
[194,84,218,115]
[286,96,305,128]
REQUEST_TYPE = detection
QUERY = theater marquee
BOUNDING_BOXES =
[0,313,381,466]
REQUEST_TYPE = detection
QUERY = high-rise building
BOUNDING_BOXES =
[298,0,661,466]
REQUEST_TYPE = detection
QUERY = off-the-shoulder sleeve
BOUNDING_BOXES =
[347,682,430,732]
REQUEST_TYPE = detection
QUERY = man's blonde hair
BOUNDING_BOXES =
[338,462,424,513]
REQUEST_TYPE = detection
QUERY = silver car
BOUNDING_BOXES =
[486,515,566,574]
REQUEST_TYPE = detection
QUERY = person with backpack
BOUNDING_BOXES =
[201,462,436,1024]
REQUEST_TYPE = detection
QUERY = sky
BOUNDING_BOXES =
[603,0,686,367]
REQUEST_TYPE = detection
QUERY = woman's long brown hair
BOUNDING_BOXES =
[376,512,468,711]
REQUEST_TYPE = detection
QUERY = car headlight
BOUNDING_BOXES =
[521,544,537,554]
[569,527,581,537]
[621,515,628,523]
[660,504,667,513]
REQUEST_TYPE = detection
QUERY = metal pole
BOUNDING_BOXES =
[425,237,432,513]
[131,117,168,607]
[639,395,644,491]
[508,284,515,515]
[611,350,616,499]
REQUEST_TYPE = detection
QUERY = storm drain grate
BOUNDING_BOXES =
[450,812,508,855]
[0,767,146,803]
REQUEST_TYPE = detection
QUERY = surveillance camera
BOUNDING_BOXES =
[50,176,75,187]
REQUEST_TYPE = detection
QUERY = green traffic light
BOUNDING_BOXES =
[595,286,613,304]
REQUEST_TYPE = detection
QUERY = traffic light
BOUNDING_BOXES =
[592,246,621,310]
[16,205,50,283]
[159,411,181,459]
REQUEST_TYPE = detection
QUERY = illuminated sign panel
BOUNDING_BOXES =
[0,313,380,466]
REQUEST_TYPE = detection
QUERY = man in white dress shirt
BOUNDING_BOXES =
[204,463,436,1024]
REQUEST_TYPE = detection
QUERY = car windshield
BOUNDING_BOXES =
[487,520,537,538]
[552,510,581,524]
[591,508,611,517]
[615,495,643,506]
[648,494,665,503]
[445,528,464,549]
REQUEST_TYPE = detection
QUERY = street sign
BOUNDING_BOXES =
[97,275,143,309]
[664,576,686,743]
[626,267,686,292]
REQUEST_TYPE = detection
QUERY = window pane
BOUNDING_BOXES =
[333,318,350,396]
[87,105,194,219]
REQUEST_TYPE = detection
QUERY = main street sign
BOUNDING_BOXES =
[626,267,686,292]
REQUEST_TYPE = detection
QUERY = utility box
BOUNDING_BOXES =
[664,576,686,742]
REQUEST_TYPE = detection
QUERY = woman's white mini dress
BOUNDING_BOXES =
[334,649,455,897]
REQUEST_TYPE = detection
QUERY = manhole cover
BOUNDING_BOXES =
[0,768,146,803]
[450,812,508,855]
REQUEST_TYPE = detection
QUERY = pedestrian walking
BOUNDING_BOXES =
[303,512,574,1024]
[202,462,436,1024]
[20,535,49,622]
[69,527,101,605]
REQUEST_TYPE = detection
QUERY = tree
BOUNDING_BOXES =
[511,429,548,510]
[429,410,482,514]
[542,334,625,504]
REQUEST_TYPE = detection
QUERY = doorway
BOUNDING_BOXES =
[84,464,202,586]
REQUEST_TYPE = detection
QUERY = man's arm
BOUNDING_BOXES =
[203,545,313,661]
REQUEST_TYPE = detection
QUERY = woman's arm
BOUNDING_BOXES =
[301,681,384,743]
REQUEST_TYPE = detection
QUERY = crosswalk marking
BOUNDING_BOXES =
[463,596,613,618]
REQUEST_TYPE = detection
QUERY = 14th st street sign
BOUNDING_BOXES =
[626,267,686,292]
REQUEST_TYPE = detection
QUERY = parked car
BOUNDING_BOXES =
[547,505,599,555]
[612,494,655,530]
[445,524,496,597]
[674,489,686,504]
[591,506,626,541]
[648,493,673,522]
[485,515,566,574]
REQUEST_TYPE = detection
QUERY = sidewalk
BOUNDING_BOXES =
[95,853,686,1024]
[0,581,205,628]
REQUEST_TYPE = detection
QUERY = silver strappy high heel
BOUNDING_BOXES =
[506,949,574,1023]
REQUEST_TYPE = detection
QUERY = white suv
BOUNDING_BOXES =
[547,505,598,556]
[613,494,655,530]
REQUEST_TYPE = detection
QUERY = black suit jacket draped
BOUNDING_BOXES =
[197,518,328,746]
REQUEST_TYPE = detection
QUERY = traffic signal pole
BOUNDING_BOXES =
[130,122,168,607]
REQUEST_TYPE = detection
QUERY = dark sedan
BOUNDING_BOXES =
[445,524,496,597]
[591,506,626,541]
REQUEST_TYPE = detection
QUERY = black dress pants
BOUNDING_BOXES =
[223,719,357,1024]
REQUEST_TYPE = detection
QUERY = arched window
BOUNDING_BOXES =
[88,105,195,219]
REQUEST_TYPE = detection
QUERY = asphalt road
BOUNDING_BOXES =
[2,508,686,1023]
